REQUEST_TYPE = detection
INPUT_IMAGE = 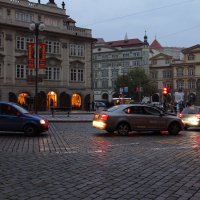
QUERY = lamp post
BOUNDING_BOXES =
[29,22,45,114]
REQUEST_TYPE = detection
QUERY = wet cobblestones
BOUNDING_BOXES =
[0,123,200,200]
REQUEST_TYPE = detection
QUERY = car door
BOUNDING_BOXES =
[141,106,164,130]
[125,106,147,130]
[0,103,23,132]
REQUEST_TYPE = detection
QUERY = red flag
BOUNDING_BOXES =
[39,43,46,69]
[27,43,35,69]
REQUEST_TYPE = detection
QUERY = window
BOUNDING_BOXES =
[16,11,33,22]
[152,60,157,65]
[176,68,183,77]
[46,40,60,54]
[188,80,196,89]
[16,65,26,78]
[112,69,118,77]
[123,53,129,58]
[70,44,84,57]
[16,36,34,50]
[165,59,170,64]
[70,69,84,82]
[101,70,108,77]
[44,18,58,27]
[45,67,60,80]
[0,32,3,48]
[102,79,108,88]
[188,67,195,76]
[132,60,141,66]
[188,54,195,61]
[151,71,157,79]
[16,65,35,79]
[163,70,172,78]
[177,80,184,89]
[132,51,141,57]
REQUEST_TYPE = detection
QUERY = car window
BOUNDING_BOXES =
[0,104,18,116]
[183,106,199,114]
[107,105,124,112]
[124,106,143,114]
[143,106,160,115]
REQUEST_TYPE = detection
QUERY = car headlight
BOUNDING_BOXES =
[40,119,46,125]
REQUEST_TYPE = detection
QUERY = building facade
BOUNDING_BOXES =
[150,40,200,105]
[0,0,94,111]
[92,34,149,103]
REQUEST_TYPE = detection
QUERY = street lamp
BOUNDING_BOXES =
[29,22,45,114]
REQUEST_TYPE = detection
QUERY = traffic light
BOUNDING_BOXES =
[162,87,168,95]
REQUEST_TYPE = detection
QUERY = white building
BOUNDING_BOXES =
[92,34,149,103]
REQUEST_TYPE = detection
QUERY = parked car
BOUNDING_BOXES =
[94,101,107,110]
[92,104,183,135]
[179,105,200,129]
[0,101,49,135]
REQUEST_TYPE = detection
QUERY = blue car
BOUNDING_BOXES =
[0,101,49,135]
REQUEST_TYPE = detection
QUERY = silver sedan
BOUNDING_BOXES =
[93,104,184,135]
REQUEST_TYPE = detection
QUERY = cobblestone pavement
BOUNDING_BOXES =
[0,123,200,200]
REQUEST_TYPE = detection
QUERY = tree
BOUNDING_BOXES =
[114,68,157,102]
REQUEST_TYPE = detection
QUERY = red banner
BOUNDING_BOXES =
[39,43,46,69]
[27,43,46,69]
[27,43,35,69]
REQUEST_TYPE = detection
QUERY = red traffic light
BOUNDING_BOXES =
[162,87,168,94]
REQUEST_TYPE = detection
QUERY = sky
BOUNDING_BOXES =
[31,0,200,48]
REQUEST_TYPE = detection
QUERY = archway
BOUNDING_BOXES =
[72,93,81,109]
[38,91,47,111]
[60,92,71,108]
[152,93,159,102]
[17,92,29,108]
[9,92,17,103]
[102,93,108,100]
[47,91,57,109]
[84,94,91,111]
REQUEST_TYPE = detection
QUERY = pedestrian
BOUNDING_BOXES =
[92,101,94,111]
[50,99,54,117]
[87,101,90,112]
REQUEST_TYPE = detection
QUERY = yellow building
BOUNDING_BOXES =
[0,0,95,111]
[150,42,200,105]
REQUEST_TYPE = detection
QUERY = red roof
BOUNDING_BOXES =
[149,39,163,49]
[106,39,143,47]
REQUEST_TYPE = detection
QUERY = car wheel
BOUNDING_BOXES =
[24,124,37,136]
[117,122,130,136]
[168,122,181,135]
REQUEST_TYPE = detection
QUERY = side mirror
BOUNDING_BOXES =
[160,111,164,117]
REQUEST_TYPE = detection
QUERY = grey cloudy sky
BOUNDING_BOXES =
[32,0,200,48]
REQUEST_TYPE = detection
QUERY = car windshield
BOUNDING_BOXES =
[107,105,126,112]
[13,104,30,114]
[182,106,200,114]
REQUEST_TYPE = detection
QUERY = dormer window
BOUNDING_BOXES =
[188,54,195,61]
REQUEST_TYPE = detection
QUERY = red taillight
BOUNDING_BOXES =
[196,113,200,119]
[179,113,183,118]
[100,114,109,120]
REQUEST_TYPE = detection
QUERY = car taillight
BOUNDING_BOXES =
[196,113,200,119]
[100,114,109,120]
[179,113,183,118]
